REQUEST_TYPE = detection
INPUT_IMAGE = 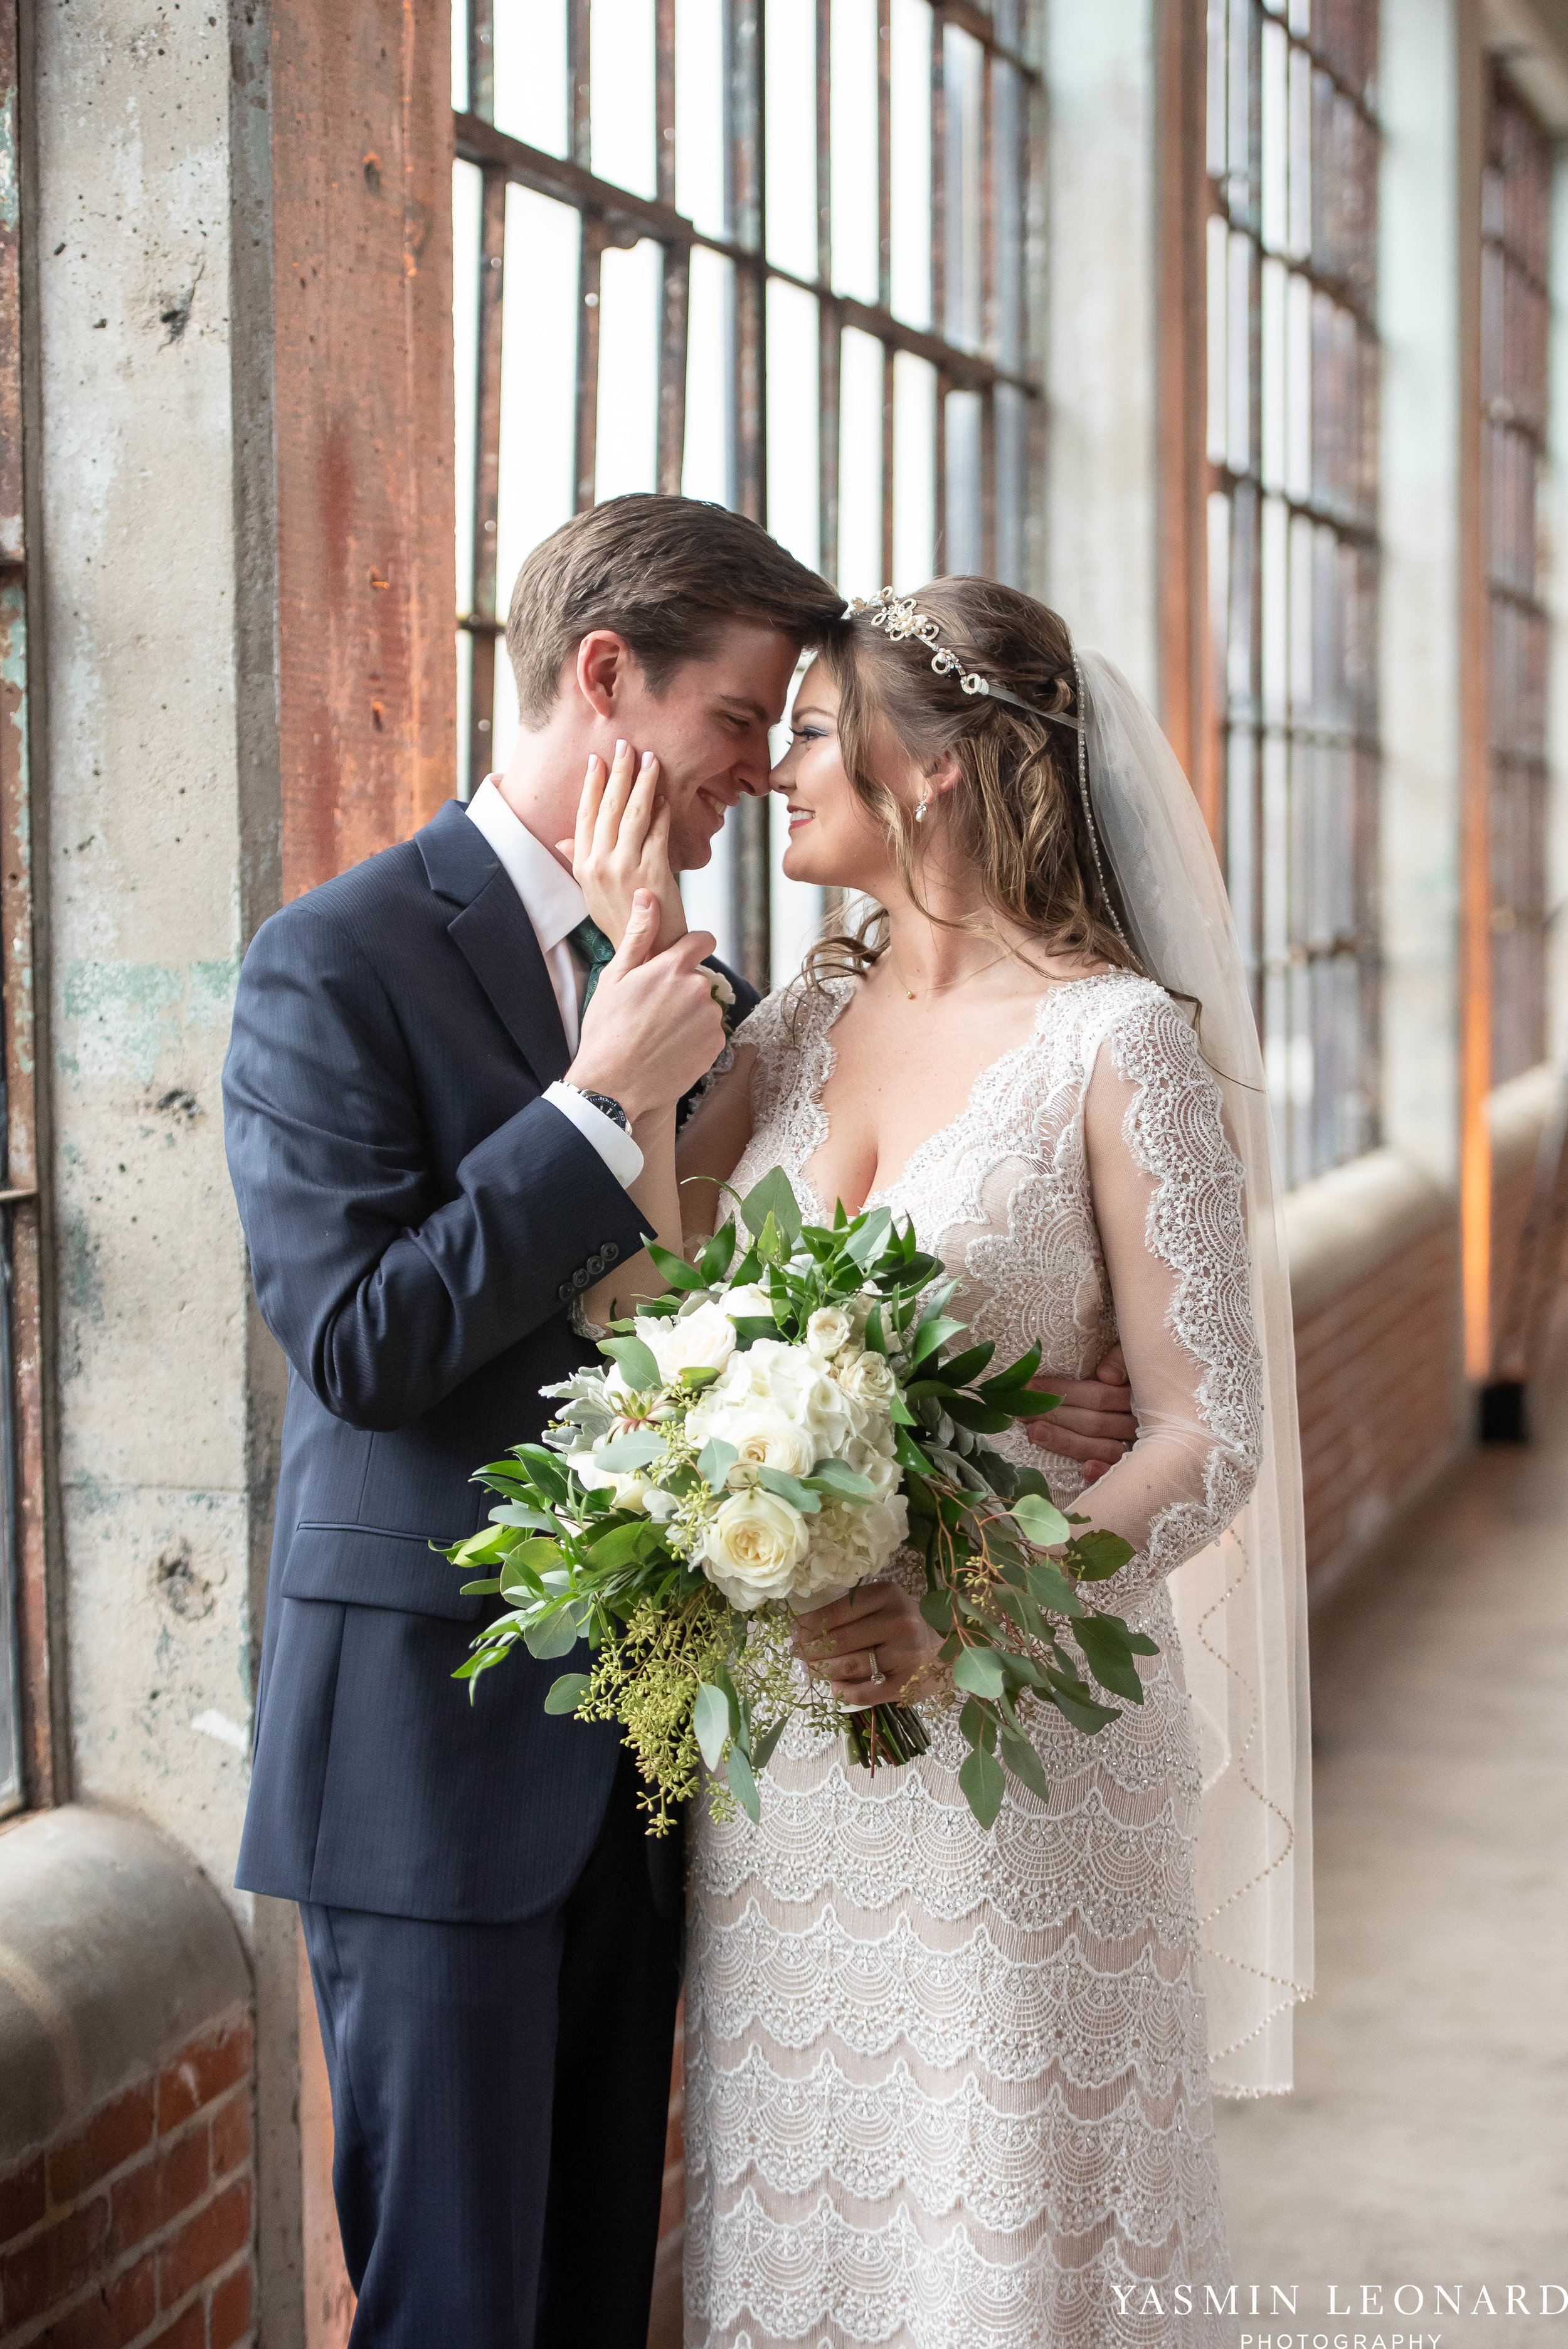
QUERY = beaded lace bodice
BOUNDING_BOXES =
[684,971,1261,2349]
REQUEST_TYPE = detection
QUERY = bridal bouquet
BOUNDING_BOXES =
[444,1168,1157,1832]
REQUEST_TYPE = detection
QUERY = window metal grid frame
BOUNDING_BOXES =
[1205,0,1382,1189]
[452,0,1042,988]
[1482,71,1552,1087]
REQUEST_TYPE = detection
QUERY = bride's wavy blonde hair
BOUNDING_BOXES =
[803,576,1144,991]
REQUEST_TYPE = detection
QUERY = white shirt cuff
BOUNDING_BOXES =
[543,1081,645,1189]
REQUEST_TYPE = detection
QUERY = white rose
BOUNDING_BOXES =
[699,1488,812,1610]
[633,1300,737,1383]
[709,970,737,1009]
[687,1399,817,1482]
[805,1305,852,1359]
[720,1282,775,1323]
[834,1349,899,1408]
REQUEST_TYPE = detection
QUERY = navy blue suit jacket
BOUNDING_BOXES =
[226,798,754,1922]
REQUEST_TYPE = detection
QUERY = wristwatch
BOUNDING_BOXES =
[563,1084,630,1133]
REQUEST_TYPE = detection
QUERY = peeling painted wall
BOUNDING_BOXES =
[33,0,260,1906]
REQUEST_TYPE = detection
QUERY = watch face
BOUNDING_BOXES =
[586,1091,628,1130]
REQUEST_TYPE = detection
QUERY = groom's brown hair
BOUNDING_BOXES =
[506,492,843,726]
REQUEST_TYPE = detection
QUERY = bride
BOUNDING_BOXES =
[575,576,1312,2349]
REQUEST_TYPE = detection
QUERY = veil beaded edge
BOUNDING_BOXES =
[1079,649,1314,2097]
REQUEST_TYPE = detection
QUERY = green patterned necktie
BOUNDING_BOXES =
[569,915,617,1014]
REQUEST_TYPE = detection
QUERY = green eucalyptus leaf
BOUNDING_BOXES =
[805,1458,876,1499]
[999,1724,1051,1804]
[1024,1558,1084,1617]
[753,1465,821,1514]
[544,1671,591,1715]
[698,1436,739,1493]
[919,1588,955,1635]
[1068,1528,1136,1582]
[600,1334,661,1391]
[523,1611,583,1660]
[957,1741,1006,1828]
[726,1744,762,1822]
[951,1645,1008,1699]
[592,1429,667,1473]
[749,1714,788,1772]
[1012,1492,1072,1549]
[693,1681,731,1771]
[1072,1614,1148,1704]
[585,1519,661,1569]
[741,1166,803,1244]
[458,1576,502,1596]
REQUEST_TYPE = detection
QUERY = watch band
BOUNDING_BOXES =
[563,1084,630,1133]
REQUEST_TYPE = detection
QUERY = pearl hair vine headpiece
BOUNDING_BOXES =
[846,590,1129,950]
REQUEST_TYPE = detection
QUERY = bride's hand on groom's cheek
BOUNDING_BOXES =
[793,1581,944,1706]
[558,738,687,950]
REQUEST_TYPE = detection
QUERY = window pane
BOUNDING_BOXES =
[494,188,578,610]
[945,388,982,575]
[765,3,817,280]
[494,2,566,156]
[839,326,885,591]
[831,0,880,305]
[993,61,1026,374]
[453,158,483,617]
[455,625,474,801]
[591,0,657,199]
[996,381,1027,588]
[684,245,733,507]
[766,278,820,571]
[452,0,469,114]
[893,349,936,583]
[944,27,984,354]
[889,0,933,329]
[676,0,726,239]
[596,238,662,501]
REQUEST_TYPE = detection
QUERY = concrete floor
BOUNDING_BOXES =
[1212,1381,1568,2346]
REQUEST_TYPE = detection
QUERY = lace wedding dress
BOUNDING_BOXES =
[683,969,1261,2349]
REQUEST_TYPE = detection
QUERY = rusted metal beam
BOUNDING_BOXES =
[271,0,458,897]
[0,0,51,1817]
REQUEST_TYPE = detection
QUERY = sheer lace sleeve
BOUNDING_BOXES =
[1064,991,1263,1608]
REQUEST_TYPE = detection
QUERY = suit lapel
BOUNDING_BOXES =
[419,800,573,1088]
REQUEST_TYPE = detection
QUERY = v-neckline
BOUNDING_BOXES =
[793,969,1131,1222]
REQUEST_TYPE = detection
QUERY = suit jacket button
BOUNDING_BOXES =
[586,1253,604,1276]
[558,1282,574,1303]
[572,1268,590,1290]
[603,1241,620,1263]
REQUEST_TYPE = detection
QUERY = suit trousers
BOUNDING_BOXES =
[299,1757,682,2348]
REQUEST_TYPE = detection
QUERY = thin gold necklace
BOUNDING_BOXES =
[884,947,1012,1001]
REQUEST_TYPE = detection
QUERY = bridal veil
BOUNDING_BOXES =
[1080,648,1314,2096]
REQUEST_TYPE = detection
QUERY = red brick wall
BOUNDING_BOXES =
[0,2014,254,2349]
[1293,1215,1463,1586]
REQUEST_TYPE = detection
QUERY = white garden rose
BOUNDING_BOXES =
[633,1299,737,1383]
[698,1487,812,1609]
[685,1397,817,1482]
[834,1348,899,1408]
[805,1305,852,1359]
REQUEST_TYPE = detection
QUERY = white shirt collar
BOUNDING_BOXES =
[465,775,587,955]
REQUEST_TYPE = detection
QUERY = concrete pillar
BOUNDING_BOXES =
[1041,0,1160,703]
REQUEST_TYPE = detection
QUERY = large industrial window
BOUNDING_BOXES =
[451,0,1041,988]
[1483,77,1552,1087]
[1205,0,1380,1189]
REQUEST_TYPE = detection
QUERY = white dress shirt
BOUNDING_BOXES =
[465,776,644,1187]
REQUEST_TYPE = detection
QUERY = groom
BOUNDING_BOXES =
[225,492,1138,2346]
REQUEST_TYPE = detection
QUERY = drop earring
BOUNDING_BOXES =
[914,793,930,824]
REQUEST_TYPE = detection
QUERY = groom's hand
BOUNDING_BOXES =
[1021,1344,1135,1484]
[566,889,726,1124]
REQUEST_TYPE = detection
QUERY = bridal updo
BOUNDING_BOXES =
[804,576,1142,987]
